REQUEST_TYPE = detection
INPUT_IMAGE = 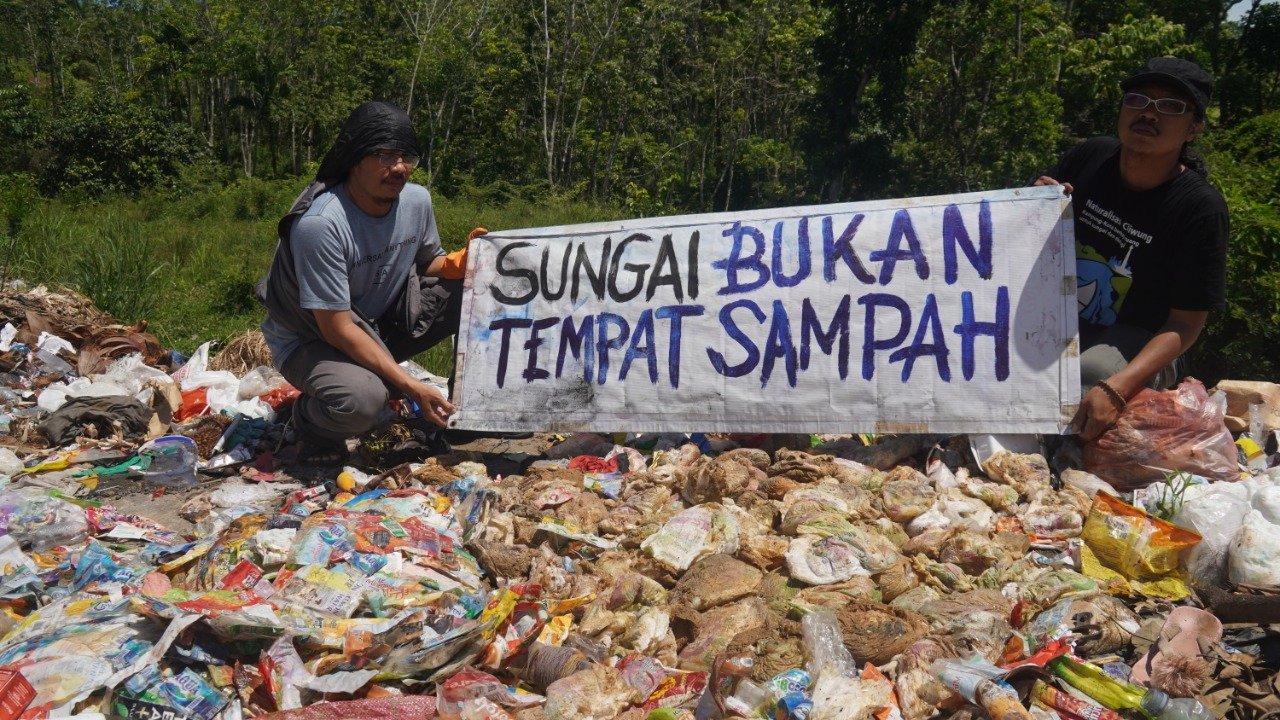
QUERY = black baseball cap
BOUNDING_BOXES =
[1121,57,1213,114]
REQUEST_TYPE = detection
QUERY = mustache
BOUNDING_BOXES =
[1129,119,1158,134]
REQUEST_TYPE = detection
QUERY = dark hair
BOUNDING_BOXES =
[1180,144,1208,177]
[1180,104,1209,177]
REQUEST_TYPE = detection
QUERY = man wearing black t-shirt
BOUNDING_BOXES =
[1034,58,1229,441]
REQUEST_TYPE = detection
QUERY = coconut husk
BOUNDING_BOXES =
[678,455,754,504]
[75,322,168,375]
[797,576,880,610]
[470,539,538,580]
[876,559,920,602]
[982,451,1051,495]
[184,414,234,457]
[757,572,798,616]
[410,460,462,486]
[672,554,763,610]
[834,601,929,665]
[208,330,273,373]
[723,612,806,682]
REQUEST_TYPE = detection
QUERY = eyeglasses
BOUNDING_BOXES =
[1121,93,1189,116]
[371,149,420,170]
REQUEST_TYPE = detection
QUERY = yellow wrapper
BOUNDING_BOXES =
[1079,543,1191,600]
[536,614,573,646]
[1080,493,1200,580]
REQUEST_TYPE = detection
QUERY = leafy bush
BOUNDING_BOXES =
[37,94,206,197]
[0,85,43,175]
[1192,113,1280,383]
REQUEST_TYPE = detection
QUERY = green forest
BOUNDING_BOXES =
[0,0,1277,382]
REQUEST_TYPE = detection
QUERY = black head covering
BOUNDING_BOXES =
[315,101,421,182]
[255,101,421,327]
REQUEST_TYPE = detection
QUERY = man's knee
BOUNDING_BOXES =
[1079,343,1128,389]
[331,374,390,430]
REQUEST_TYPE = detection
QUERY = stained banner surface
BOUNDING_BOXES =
[450,186,1079,433]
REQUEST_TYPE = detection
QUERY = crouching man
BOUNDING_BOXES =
[259,101,475,460]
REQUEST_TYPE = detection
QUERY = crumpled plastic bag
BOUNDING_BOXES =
[881,470,936,523]
[640,503,739,571]
[1252,486,1280,525]
[677,598,768,671]
[0,448,22,478]
[1228,509,1280,588]
[786,535,872,585]
[237,365,290,399]
[808,665,897,720]
[0,488,89,552]
[542,663,639,720]
[1084,378,1239,490]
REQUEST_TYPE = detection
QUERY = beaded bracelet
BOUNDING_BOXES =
[1094,380,1127,412]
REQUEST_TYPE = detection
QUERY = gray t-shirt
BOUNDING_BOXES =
[262,183,443,365]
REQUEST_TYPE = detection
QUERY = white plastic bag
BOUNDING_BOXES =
[1228,509,1280,588]
[100,353,175,395]
[1174,482,1252,587]
[36,382,69,412]
[786,534,872,585]
[170,340,213,386]
[179,369,239,393]
[1251,486,1280,525]
[0,448,22,478]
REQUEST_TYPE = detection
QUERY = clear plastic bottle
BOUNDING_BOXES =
[975,680,1035,720]
[137,435,199,488]
[1140,689,1215,720]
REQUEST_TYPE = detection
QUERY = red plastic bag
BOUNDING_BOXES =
[1084,378,1239,491]
[260,384,301,410]
[567,455,617,473]
[175,387,209,421]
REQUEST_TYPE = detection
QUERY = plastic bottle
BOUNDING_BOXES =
[137,436,199,488]
[975,680,1036,720]
[1140,689,1215,720]
[932,657,1005,703]
[1049,656,1146,712]
[724,679,771,716]
[32,348,72,376]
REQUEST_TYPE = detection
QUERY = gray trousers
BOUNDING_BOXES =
[280,278,462,441]
[1079,323,1181,398]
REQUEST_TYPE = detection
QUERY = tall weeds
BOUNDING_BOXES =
[71,214,167,323]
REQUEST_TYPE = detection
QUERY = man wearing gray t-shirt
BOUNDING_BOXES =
[259,102,472,458]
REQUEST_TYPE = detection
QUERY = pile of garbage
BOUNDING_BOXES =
[0,283,1278,720]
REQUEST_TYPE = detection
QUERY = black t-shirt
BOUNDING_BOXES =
[1046,137,1229,335]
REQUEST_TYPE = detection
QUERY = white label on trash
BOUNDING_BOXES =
[452,186,1078,433]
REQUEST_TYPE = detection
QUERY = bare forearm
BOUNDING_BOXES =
[1107,317,1203,397]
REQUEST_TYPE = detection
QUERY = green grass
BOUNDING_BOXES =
[1,174,625,375]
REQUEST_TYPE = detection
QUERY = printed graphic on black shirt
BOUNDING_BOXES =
[1074,196,1156,327]
[1076,241,1133,327]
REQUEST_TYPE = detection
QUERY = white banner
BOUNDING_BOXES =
[450,186,1079,433]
